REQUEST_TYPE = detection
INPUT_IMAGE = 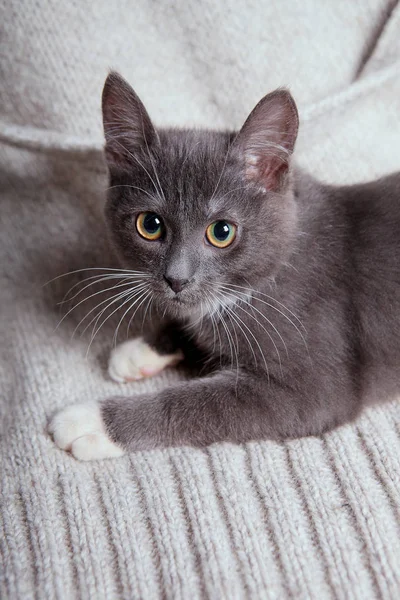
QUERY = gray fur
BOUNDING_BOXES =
[100,71,400,451]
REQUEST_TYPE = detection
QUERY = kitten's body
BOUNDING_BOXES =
[49,73,400,460]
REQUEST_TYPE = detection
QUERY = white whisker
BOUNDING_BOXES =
[204,291,224,369]
[218,286,284,375]
[106,184,160,203]
[214,290,270,381]
[73,284,149,339]
[60,275,141,306]
[208,129,242,203]
[142,122,167,204]
[44,267,151,286]
[140,294,153,335]
[198,301,205,337]
[233,281,307,332]
[112,287,151,347]
[125,288,155,337]
[218,299,258,369]
[55,279,148,331]
[203,291,218,356]
[225,283,310,361]
[223,303,240,392]
[212,185,249,202]
[220,285,288,353]
[85,289,144,357]
[105,135,164,202]
[216,301,235,373]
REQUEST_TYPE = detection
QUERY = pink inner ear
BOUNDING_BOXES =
[245,149,289,191]
[238,89,299,191]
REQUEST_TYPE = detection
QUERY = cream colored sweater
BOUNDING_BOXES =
[2,1,400,598]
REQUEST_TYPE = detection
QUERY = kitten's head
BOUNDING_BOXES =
[102,72,299,318]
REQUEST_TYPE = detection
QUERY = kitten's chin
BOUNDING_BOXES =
[158,296,201,319]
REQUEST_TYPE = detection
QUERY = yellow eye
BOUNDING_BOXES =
[206,221,237,248]
[136,212,164,240]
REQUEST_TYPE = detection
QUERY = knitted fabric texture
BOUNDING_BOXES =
[2,1,400,598]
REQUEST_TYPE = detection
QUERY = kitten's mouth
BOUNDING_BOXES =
[164,287,193,305]
[154,283,202,314]
[161,291,201,315]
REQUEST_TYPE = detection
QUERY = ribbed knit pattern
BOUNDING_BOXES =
[2,1,400,598]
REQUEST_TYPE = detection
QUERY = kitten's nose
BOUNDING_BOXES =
[164,275,189,294]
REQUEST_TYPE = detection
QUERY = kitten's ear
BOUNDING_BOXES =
[235,89,299,191]
[102,71,158,167]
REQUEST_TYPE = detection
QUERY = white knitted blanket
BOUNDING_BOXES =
[2,1,400,598]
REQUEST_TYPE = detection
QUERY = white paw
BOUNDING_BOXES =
[108,337,183,383]
[48,403,125,461]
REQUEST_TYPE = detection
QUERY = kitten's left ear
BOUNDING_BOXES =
[235,89,299,191]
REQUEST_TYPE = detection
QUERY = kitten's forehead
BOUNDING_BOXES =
[159,130,232,180]
[158,129,232,162]
[154,129,240,214]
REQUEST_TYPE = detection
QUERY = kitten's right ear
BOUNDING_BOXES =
[102,72,158,167]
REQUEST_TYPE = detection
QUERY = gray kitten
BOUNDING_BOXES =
[49,72,400,461]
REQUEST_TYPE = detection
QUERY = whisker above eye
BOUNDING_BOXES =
[211,185,250,203]
[106,184,162,203]
[105,134,165,202]
[142,124,167,204]
[208,128,242,203]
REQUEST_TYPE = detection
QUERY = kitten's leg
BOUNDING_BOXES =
[49,370,361,460]
[108,323,184,383]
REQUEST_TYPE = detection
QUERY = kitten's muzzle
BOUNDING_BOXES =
[163,275,190,294]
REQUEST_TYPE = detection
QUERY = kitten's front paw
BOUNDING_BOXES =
[48,403,125,461]
[108,337,183,383]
